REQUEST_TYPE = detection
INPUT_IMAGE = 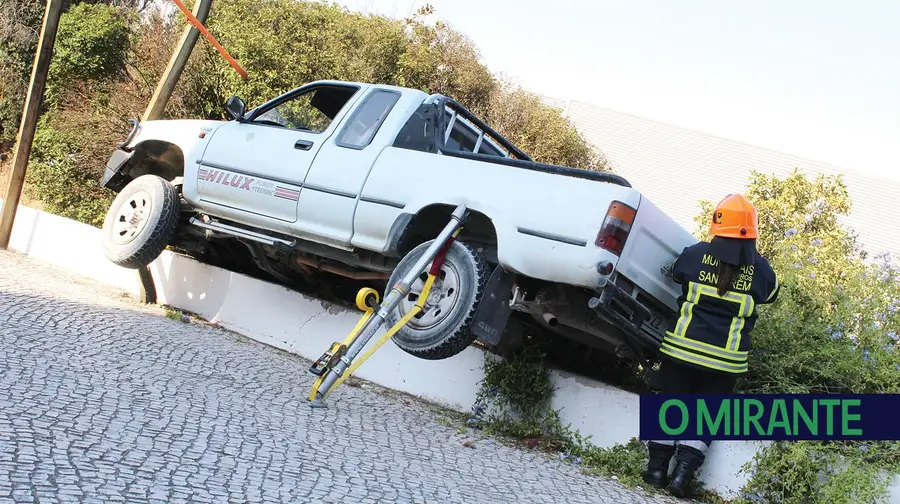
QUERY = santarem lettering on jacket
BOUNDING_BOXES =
[698,253,756,291]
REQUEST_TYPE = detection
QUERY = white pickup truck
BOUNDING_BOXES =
[99,79,697,372]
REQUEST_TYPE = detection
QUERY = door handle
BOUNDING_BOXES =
[294,139,313,151]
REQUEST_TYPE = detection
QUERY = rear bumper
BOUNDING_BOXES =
[589,281,663,352]
[100,148,134,192]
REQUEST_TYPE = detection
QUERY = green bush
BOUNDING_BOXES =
[46,3,133,103]
[24,113,114,226]
[470,337,658,491]
[472,335,568,448]
[740,441,895,504]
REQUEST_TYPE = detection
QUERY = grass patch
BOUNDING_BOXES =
[164,307,188,322]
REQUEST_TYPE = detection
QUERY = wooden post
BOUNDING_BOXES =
[135,0,212,304]
[142,0,213,122]
[0,0,64,249]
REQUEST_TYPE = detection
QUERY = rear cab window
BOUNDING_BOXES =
[335,88,402,149]
[442,108,508,158]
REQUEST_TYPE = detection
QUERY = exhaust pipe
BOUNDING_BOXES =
[294,256,391,281]
[542,312,559,327]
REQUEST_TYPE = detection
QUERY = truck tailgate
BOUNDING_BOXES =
[614,196,698,312]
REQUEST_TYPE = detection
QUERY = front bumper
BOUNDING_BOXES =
[100,118,140,192]
[100,148,134,192]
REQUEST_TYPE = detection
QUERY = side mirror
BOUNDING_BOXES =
[226,95,246,121]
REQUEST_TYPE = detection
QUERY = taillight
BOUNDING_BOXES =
[595,200,636,256]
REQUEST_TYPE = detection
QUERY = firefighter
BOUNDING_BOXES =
[642,193,780,498]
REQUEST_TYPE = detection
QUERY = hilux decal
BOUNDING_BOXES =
[198,167,300,201]
[198,168,254,189]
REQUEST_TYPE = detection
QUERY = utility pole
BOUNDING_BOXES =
[142,0,213,121]
[0,0,64,249]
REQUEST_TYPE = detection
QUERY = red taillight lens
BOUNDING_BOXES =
[595,201,636,256]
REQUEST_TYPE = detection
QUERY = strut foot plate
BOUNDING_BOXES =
[308,397,328,409]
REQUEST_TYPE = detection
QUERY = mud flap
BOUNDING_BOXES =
[470,264,515,346]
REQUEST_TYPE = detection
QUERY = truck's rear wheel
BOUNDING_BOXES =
[101,174,179,269]
[387,240,489,360]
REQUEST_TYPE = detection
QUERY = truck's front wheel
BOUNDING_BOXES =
[101,174,179,269]
[387,240,489,360]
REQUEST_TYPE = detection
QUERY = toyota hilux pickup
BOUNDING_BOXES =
[99,79,698,372]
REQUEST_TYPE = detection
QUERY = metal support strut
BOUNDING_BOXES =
[307,204,469,408]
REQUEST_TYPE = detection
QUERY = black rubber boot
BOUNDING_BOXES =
[666,445,705,498]
[641,442,675,488]
[665,459,695,497]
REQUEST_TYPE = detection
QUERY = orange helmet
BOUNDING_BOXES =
[710,194,758,239]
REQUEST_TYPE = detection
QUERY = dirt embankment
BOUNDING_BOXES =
[0,149,43,210]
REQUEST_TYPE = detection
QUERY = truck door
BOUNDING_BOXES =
[294,87,404,246]
[197,83,363,223]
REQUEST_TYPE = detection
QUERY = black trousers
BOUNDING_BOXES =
[647,359,738,466]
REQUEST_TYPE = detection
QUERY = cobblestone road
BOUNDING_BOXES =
[0,250,678,504]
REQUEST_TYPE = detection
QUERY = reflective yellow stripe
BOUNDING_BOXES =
[672,282,699,337]
[662,334,748,361]
[683,282,754,352]
[766,279,779,302]
[659,345,749,374]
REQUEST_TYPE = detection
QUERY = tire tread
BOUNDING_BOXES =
[393,240,490,360]
[102,175,179,269]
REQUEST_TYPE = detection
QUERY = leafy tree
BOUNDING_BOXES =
[9,0,608,222]
[477,81,608,171]
[179,0,600,169]
[45,2,133,103]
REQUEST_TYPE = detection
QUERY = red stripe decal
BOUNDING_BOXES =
[274,186,300,200]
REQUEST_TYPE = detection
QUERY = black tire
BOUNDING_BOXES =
[101,174,179,269]
[386,239,490,360]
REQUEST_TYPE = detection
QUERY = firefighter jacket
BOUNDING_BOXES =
[659,241,779,375]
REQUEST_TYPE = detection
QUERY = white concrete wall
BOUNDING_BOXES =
[4,200,899,501]
[4,202,143,296]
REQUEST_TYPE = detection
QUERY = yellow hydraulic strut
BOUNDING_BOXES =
[307,204,468,408]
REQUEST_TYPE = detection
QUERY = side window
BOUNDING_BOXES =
[335,89,401,149]
[252,86,357,133]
